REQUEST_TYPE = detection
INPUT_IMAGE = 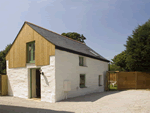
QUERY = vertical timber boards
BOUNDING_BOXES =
[1,75,8,96]
[6,23,55,68]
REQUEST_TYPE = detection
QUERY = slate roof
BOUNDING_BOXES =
[26,22,109,62]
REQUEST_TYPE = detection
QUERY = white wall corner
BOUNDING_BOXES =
[50,56,55,66]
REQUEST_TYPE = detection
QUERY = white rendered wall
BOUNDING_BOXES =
[7,61,28,98]
[6,56,56,103]
[55,49,108,102]
[40,56,56,103]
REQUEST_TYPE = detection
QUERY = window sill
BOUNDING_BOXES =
[79,65,88,67]
[27,61,35,63]
[80,86,87,88]
[26,62,35,64]
[99,85,103,87]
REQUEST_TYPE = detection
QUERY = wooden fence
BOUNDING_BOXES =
[107,71,150,90]
[110,73,117,81]
[0,75,7,96]
[117,72,150,90]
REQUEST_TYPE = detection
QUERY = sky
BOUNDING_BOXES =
[0,0,150,61]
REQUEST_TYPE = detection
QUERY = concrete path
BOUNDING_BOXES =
[0,90,150,113]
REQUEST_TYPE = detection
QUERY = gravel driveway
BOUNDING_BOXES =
[0,90,150,113]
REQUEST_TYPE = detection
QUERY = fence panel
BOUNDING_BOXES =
[0,75,7,96]
[110,73,117,81]
[0,75,1,95]
[105,72,109,91]
[137,72,150,89]
[117,72,136,90]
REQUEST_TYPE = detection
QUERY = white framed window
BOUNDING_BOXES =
[80,74,86,88]
[99,75,102,86]
[79,56,86,66]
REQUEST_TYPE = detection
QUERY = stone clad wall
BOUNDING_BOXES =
[41,56,56,103]
[7,61,28,98]
[6,56,56,103]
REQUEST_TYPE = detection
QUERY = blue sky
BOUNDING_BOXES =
[0,0,150,61]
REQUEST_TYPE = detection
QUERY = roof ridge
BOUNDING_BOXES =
[25,21,85,45]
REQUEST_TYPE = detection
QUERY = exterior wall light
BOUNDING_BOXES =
[39,69,44,75]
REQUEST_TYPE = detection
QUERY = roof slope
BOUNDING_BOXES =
[26,22,109,62]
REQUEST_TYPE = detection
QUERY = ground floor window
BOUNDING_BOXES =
[80,74,86,88]
[99,75,102,86]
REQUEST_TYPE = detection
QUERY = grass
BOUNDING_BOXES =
[109,84,117,90]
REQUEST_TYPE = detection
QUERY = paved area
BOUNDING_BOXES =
[0,90,150,113]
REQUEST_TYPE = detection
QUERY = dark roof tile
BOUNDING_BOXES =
[26,22,109,62]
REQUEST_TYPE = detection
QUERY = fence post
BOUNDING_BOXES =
[135,71,137,89]
[117,72,119,90]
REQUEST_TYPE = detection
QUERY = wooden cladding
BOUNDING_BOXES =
[0,75,7,96]
[6,23,55,68]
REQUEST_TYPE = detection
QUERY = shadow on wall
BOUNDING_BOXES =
[0,105,73,113]
[7,77,13,96]
[61,91,122,102]
[103,71,106,88]
[42,75,49,86]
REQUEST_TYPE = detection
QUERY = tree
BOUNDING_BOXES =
[0,44,12,74]
[124,19,150,71]
[111,51,128,71]
[61,32,86,43]
[109,63,122,71]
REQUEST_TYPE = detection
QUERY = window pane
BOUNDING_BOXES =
[27,42,35,63]
[79,57,83,66]
[28,44,32,62]
[99,75,102,86]
[33,43,35,61]
[80,75,85,87]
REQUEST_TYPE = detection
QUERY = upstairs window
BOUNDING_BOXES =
[79,56,85,66]
[27,41,35,63]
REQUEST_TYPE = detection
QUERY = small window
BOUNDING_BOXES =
[79,57,84,66]
[99,75,102,86]
[27,41,35,63]
[80,74,86,88]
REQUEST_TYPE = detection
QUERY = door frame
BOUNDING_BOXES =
[29,68,41,98]
[30,69,32,98]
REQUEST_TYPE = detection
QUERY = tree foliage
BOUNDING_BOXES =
[112,19,150,72]
[109,63,122,71]
[0,44,12,74]
[125,19,150,71]
[61,32,86,43]
[111,51,128,71]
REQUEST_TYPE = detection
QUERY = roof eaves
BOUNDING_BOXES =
[55,46,110,62]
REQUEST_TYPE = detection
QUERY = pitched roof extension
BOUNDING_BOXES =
[26,21,109,62]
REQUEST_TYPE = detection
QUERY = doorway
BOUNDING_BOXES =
[30,68,41,98]
[36,69,41,98]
